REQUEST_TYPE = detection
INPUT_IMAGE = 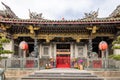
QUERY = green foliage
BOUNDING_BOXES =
[0,37,10,43]
[112,46,120,49]
[109,55,120,60]
[0,50,13,54]
[0,37,13,60]
[0,44,2,47]
[112,40,120,45]
[0,57,8,60]
[112,36,120,49]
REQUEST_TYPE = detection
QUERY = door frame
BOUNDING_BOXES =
[56,43,71,68]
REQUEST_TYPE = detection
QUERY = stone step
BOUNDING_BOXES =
[34,73,92,76]
[22,77,104,80]
[35,72,92,75]
[29,73,97,77]
[21,69,104,80]
[21,73,104,80]
[29,75,97,77]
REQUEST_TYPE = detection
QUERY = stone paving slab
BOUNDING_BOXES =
[36,68,88,73]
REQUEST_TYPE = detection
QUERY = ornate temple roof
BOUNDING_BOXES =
[0,17,120,25]
[0,2,120,25]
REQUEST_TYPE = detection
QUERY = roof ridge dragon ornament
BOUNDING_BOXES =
[83,9,99,19]
[109,5,120,18]
[0,2,18,18]
[29,9,44,20]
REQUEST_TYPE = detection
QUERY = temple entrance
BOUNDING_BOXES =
[56,44,70,68]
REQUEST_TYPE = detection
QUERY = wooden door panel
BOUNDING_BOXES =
[56,56,70,68]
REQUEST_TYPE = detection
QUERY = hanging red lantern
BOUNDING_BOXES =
[99,41,108,51]
[19,41,28,50]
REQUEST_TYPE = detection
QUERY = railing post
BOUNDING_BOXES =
[38,58,40,69]
[3,59,6,70]
[105,49,108,71]
[87,58,89,69]
[20,58,23,69]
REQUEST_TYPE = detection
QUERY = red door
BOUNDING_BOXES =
[56,55,70,68]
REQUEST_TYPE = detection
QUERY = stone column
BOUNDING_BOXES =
[18,48,21,57]
[72,44,75,57]
[53,43,56,59]
[53,43,56,67]
[75,44,78,58]
[83,44,88,58]
[49,43,52,58]
[70,43,73,59]
[39,44,42,58]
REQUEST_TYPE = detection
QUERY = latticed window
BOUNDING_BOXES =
[78,47,83,56]
[43,46,49,56]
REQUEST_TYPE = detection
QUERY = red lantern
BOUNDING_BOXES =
[99,41,108,51]
[22,43,28,50]
[19,41,28,50]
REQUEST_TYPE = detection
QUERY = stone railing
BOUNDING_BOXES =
[0,58,120,70]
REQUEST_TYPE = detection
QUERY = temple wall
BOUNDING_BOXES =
[39,42,88,59]
[74,43,88,58]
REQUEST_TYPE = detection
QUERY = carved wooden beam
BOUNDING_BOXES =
[13,33,114,40]
[0,32,7,38]
[13,34,34,39]
[86,26,99,34]
[26,25,40,34]
[0,24,11,31]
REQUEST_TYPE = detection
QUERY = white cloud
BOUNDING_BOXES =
[95,0,120,18]
[0,0,120,20]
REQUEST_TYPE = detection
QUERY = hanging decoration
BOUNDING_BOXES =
[19,41,28,50]
[99,41,108,51]
[99,41,108,58]
[19,41,28,58]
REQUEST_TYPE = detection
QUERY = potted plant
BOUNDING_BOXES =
[112,36,120,55]
[0,37,13,60]
[72,58,77,68]
[109,55,120,60]
[49,58,54,68]
[78,59,84,70]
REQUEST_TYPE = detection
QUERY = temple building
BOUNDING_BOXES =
[0,2,120,68]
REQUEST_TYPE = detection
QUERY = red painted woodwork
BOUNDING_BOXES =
[26,60,34,68]
[99,41,108,51]
[56,56,70,68]
[93,60,102,68]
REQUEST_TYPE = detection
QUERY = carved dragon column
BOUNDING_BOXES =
[26,25,40,58]
[86,26,99,58]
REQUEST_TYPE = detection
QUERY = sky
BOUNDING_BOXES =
[0,0,120,20]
